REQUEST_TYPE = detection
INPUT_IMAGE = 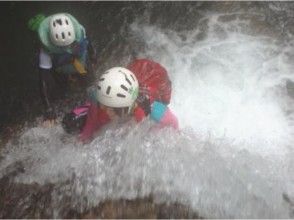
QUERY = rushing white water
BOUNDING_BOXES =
[131,15,294,156]
[1,7,294,218]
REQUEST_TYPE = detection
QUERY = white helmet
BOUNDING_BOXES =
[96,67,139,109]
[49,14,75,47]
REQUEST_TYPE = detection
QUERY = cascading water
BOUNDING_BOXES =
[1,2,294,218]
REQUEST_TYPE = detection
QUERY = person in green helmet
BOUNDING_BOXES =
[28,13,97,126]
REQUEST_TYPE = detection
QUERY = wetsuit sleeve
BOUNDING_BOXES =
[79,102,110,142]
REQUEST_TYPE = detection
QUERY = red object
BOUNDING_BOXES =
[79,102,111,142]
[127,59,172,104]
[133,106,146,122]
[79,59,173,142]
[158,108,179,130]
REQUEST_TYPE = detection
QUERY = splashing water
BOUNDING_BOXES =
[131,14,294,155]
[1,4,294,218]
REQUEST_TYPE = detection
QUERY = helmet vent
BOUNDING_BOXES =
[99,78,105,81]
[97,85,101,90]
[120,85,128,92]
[49,15,75,46]
[106,86,111,95]
[130,74,135,82]
[56,19,62,25]
[117,93,126,98]
[125,77,132,86]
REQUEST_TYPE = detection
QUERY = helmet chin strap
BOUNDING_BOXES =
[128,102,136,114]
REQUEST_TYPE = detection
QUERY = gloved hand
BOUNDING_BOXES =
[136,93,151,115]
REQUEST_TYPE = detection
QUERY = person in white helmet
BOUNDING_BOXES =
[62,60,179,143]
[28,13,97,126]
[72,67,139,141]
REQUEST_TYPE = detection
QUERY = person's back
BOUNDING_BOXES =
[28,13,97,125]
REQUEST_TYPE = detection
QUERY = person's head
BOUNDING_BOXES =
[49,13,76,47]
[95,67,139,118]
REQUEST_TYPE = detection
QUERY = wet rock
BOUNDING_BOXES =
[0,177,201,219]
[79,197,201,219]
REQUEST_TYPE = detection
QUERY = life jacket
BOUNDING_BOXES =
[127,59,172,104]
[38,13,88,74]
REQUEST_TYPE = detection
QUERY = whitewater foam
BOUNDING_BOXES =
[1,7,294,218]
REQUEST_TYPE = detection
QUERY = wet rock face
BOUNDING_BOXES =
[1,1,294,218]
[0,163,200,219]
[0,177,200,218]
[80,198,201,219]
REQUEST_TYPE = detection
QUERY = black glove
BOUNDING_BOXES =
[62,111,87,134]
[136,94,151,115]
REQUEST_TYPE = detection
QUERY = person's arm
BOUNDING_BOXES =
[38,48,57,120]
[79,102,110,142]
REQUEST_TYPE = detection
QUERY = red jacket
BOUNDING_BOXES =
[79,103,110,142]
[80,59,174,141]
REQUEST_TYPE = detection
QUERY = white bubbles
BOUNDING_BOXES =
[0,118,293,217]
[1,7,294,219]
[130,17,294,156]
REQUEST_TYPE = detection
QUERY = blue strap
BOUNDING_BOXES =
[150,101,167,122]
